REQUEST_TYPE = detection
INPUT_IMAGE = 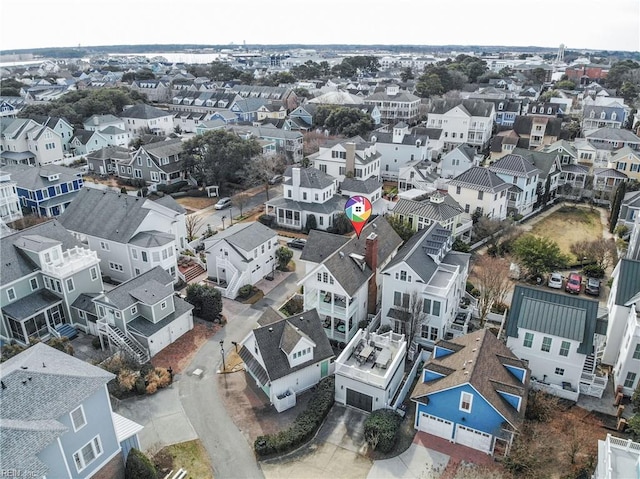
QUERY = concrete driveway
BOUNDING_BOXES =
[367,443,449,479]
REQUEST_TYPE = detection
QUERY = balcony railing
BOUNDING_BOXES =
[41,247,99,277]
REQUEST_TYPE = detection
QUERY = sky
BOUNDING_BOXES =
[1,0,639,53]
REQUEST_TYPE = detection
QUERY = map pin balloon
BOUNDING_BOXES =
[344,195,372,238]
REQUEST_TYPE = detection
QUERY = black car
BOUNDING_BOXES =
[287,238,307,250]
[585,277,601,296]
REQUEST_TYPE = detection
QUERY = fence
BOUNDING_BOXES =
[391,348,431,410]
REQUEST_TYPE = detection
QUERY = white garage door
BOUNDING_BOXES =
[455,424,492,453]
[418,412,454,440]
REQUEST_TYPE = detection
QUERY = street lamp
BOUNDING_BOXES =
[219,340,226,372]
[231,341,238,352]
[229,207,233,226]
[221,215,226,230]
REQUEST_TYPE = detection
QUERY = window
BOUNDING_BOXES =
[559,341,570,357]
[131,306,137,315]
[131,248,138,260]
[633,344,640,360]
[100,241,110,251]
[73,436,102,472]
[555,368,565,376]
[109,262,123,272]
[478,191,483,200]
[432,301,441,316]
[161,301,167,310]
[7,288,15,301]
[624,372,637,389]
[523,332,534,348]
[393,291,410,309]
[541,337,552,352]
[400,271,407,281]
[456,186,461,195]
[70,406,86,431]
[30,278,38,291]
[141,251,148,262]
[66,278,75,292]
[90,267,98,281]
[460,392,472,412]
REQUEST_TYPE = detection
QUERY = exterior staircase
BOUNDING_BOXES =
[582,353,596,375]
[183,264,206,283]
[55,324,78,340]
[98,321,150,364]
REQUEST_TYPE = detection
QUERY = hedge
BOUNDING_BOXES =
[254,376,335,457]
[364,408,403,453]
[157,180,188,194]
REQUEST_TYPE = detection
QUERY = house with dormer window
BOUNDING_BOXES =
[121,139,186,185]
[238,308,334,412]
[380,223,471,348]
[3,164,84,217]
[439,144,482,180]
[310,136,381,183]
[59,188,187,283]
[0,220,103,346]
[488,154,541,217]
[0,118,63,167]
[447,166,510,220]
[411,329,529,456]
[93,266,194,361]
[121,104,174,138]
[69,129,111,156]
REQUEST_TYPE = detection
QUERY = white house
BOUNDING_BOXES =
[363,85,421,124]
[59,188,187,283]
[447,166,510,220]
[506,285,607,401]
[425,99,495,152]
[309,137,381,183]
[0,118,64,166]
[298,217,403,343]
[380,223,471,349]
[238,308,334,412]
[0,170,22,224]
[264,166,345,232]
[439,144,482,180]
[204,221,278,299]
[594,434,640,479]
[602,258,640,397]
[334,329,407,412]
[120,104,174,138]
[488,154,540,217]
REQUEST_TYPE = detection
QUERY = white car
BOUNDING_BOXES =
[548,272,563,289]
[214,197,232,210]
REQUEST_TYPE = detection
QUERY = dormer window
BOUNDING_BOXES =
[601,112,606,120]
[590,110,595,119]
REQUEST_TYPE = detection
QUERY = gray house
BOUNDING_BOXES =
[0,343,143,478]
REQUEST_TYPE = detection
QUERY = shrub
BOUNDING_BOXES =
[582,264,605,278]
[364,409,403,453]
[118,369,138,392]
[125,448,157,479]
[157,180,187,195]
[254,377,335,457]
[525,390,558,422]
[238,284,253,298]
[144,367,172,393]
[92,336,102,349]
[615,224,629,239]
[490,302,508,314]
[258,214,275,227]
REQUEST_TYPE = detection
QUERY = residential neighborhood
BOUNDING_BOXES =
[1,32,640,479]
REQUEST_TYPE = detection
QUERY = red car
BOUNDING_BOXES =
[565,273,583,294]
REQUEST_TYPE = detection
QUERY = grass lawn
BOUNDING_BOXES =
[154,440,214,479]
[527,206,603,262]
[176,196,216,210]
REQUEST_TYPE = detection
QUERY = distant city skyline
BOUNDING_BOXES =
[1,0,638,53]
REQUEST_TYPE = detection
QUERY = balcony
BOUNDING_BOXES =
[41,247,99,277]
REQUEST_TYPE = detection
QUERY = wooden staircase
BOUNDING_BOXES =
[183,264,206,283]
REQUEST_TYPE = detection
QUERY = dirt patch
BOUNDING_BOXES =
[526,206,603,261]
[84,175,137,191]
[154,439,214,479]
[151,320,219,373]
[175,196,216,211]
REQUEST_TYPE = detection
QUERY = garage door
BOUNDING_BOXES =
[455,424,492,453]
[418,413,453,440]
[346,389,373,412]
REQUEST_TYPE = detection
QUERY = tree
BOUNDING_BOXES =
[473,255,512,326]
[555,80,576,90]
[329,213,353,235]
[315,106,374,137]
[208,61,243,82]
[185,213,204,241]
[415,73,445,98]
[526,68,548,84]
[242,153,286,201]
[473,217,515,255]
[400,67,414,82]
[628,414,640,441]
[124,448,157,479]
[512,235,570,279]
[185,283,222,321]
[609,181,627,233]
[570,238,618,270]
[396,290,428,349]
[452,238,470,252]
[386,215,415,242]
[620,81,639,105]
[182,130,262,189]
[275,246,293,271]
[606,60,640,89]
[304,214,317,233]
[232,192,250,217]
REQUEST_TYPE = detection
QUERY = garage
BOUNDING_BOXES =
[418,412,454,440]
[455,424,493,453]
[346,389,373,412]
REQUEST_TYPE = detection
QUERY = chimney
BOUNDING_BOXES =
[292,167,301,188]
[345,142,356,177]
[365,232,379,315]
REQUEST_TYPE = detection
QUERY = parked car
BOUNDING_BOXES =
[548,272,563,289]
[287,238,307,250]
[565,272,583,294]
[215,197,232,210]
[585,277,601,297]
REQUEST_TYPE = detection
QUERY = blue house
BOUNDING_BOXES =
[229,97,270,123]
[3,164,83,217]
[0,342,143,478]
[411,329,529,456]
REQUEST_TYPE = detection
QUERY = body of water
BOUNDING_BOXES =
[108,52,228,64]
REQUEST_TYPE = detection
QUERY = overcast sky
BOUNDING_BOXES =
[1,0,638,52]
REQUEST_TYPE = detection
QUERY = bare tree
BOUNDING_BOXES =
[397,290,428,348]
[242,153,286,201]
[473,255,512,326]
[232,192,250,217]
[185,213,204,242]
[474,217,516,256]
[570,238,618,269]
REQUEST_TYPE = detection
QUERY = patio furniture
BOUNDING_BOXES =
[357,345,374,362]
[375,348,392,369]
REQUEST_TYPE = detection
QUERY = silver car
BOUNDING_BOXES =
[548,272,563,289]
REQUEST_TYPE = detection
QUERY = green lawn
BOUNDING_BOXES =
[154,440,214,479]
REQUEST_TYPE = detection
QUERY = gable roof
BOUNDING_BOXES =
[506,285,599,354]
[427,99,495,118]
[100,266,173,309]
[614,259,640,306]
[284,166,335,189]
[205,221,276,256]
[121,104,171,120]
[301,230,350,264]
[242,308,333,381]
[512,147,560,179]
[0,343,114,478]
[1,164,81,190]
[448,166,510,193]
[411,329,528,430]
[392,194,464,223]
[489,154,541,178]
[340,177,383,195]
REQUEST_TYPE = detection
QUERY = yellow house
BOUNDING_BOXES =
[608,146,640,182]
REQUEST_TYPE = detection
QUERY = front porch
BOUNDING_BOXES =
[2,290,68,345]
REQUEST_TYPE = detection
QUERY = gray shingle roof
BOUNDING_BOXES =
[340,177,383,195]
[140,138,183,158]
[86,145,130,161]
[506,285,599,354]
[100,266,173,310]
[245,308,333,381]
[128,231,175,248]
[512,148,560,179]
[2,290,62,321]
[427,99,494,117]
[411,329,528,430]
[301,231,350,263]
[1,164,81,191]
[121,103,171,120]
[205,222,276,256]
[0,220,84,287]
[586,128,640,143]
[284,166,335,189]
[448,166,510,193]
[489,154,541,178]
[128,296,193,337]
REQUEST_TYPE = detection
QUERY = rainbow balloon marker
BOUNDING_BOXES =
[344,195,372,238]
